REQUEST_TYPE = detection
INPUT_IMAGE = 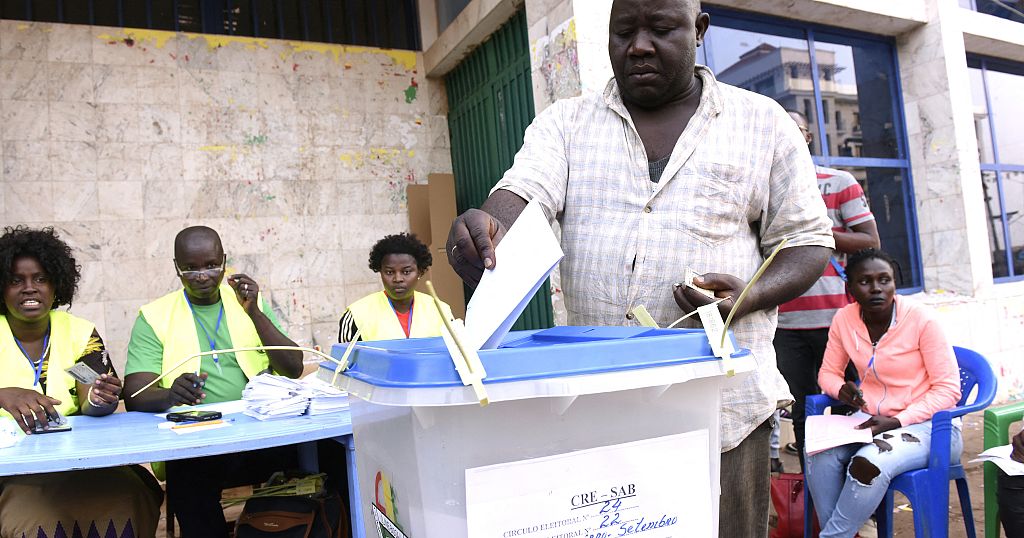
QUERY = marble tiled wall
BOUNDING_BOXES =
[0,22,453,372]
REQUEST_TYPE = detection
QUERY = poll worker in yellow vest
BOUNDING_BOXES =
[123,225,303,538]
[339,233,453,342]
[0,226,162,537]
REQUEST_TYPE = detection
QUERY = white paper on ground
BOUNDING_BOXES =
[465,200,563,350]
[970,445,1024,476]
[805,411,874,456]
[465,430,712,537]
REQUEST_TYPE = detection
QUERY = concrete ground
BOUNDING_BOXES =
[776,411,994,538]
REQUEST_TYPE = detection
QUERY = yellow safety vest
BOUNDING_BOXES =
[347,290,452,341]
[139,285,268,387]
[0,311,96,419]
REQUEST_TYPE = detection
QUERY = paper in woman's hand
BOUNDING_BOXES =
[970,445,1024,476]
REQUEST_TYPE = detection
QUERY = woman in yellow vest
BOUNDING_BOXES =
[0,226,162,537]
[339,233,453,342]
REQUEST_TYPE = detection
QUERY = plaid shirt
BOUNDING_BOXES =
[492,67,834,451]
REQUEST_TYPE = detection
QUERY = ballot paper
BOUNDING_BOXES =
[970,445,1024,476]
[804,411,875,456]
[465,200,564,350]
[241,373,349,420]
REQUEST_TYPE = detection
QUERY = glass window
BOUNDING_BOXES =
[705,22,822,155]
[974,0,1024,24]
[832,167,920,286]
[705,8,920,289]
[813,33,900,159]
[971,56,1024,279]
[968,67,996,163]
[987,68,1024,164]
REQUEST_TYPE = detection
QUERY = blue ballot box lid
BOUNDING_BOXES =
[324,326,749,388]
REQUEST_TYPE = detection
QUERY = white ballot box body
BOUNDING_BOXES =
[321,326,755,538]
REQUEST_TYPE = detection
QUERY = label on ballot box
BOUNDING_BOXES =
[465,430,712,537]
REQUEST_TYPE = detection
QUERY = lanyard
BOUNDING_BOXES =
[387,296,413,338]
[184,291,225,373]
[14,326,51,387]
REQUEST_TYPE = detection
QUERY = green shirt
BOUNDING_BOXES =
[125,296,283,403]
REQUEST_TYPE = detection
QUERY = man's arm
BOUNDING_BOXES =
[833,220,879,254]
[674,245,831,319]
[446,190,528,287]
[228,273,303,378]
[123,314,206,412]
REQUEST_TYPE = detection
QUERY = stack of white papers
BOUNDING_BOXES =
[302,376,350,416]
[804,412,875,456]
[970,445,1024,476]
[241,373,349,420]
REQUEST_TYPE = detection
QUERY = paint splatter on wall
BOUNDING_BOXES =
[531,19,582,104]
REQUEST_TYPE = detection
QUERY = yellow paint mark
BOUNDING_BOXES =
[96,29,176,49]
[282,42,417,70]
[184,33,270,51]
[199,145,233,152]
[407,150,415,158]
[16,23,31,30]
[566,19,577,41]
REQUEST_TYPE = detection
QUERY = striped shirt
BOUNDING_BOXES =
[492,67,834,451]
[777,166,874,329]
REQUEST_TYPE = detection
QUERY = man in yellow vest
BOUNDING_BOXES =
[124,225,303,537]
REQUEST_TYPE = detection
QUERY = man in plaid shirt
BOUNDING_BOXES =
[447,0,833,535]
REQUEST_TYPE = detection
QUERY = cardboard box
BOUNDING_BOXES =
[408,174,466,319]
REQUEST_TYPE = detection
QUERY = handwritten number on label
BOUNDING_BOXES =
[598,498,622,514]
[599,513,621,529]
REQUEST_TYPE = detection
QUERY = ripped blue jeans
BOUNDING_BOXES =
[805,420,963,538]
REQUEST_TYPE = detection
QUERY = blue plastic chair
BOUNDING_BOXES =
[803,346,997,538]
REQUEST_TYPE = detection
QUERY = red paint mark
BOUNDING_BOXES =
[184,54,190,62]
[169,53,177,60]
[149,59,154,64]
[292,63,299,72]
[124,38,135,47]
[409,77,418,88]
[107,41,118,45]
[344,63,352,70]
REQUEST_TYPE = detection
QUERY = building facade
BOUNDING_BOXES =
[421,0,1024,402]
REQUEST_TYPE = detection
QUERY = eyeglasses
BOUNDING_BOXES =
[798,126,811,134]
[174,259,225,280]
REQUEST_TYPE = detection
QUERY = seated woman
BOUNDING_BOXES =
[806,248,962,537]
[0,226,162,537]
[339,233,453,342]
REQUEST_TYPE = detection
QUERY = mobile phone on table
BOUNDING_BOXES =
[166,410,222,423]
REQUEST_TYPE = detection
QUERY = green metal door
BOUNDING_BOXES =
[445,9,554,331]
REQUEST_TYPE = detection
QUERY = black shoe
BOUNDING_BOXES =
[784,442,799,455]
[771,458,783,474]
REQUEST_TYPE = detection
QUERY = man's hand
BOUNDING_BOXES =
[672,272,748,320]
[169,372,208,406]
[1012,430,1024,464]
[446,209,508,288]
[837,381,867,410]
[0,387,62,433]
[856,415,901,437]
[87,374,122,407]
[228,273,260,315]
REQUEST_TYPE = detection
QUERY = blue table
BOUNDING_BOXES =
[0,409,363,537]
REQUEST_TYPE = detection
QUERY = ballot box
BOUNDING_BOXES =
[320,326,756,538]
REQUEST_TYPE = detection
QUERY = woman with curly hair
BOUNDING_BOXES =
[339,233,453,342]
[0,226,162,537]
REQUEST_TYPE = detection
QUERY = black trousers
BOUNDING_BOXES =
[999,469,1024,538]
[774,328,830,470]
[166,441,347,538]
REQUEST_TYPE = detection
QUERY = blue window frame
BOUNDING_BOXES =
[700,7,922,291]
[0,0,421,50]
[968,55,1024,280]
